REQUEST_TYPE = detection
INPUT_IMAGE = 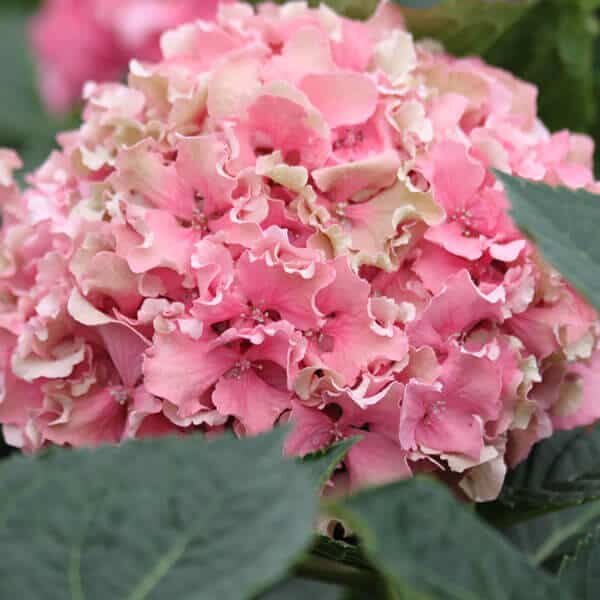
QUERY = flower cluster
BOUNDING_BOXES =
[30,0,232,113]
[3,1,600,501]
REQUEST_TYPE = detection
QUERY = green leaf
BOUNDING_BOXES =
[0,0,41,8]
[295,538,402,599]
[302,437,361,489]
[510,425,600,489]
[479,424,600,528]
[319,0,379,19]
[311,536,371,571]
[559,526,600,599]
[480,478,600,532]
[0,11,45,141]
[330,477,567,599]
[0,9,79,176]
[391,0,536,56]
[480,424,600,566]
[495,171,600,313]
[259,577,344,600]
[0,428,341,600]
[245,0,380,19]
[393,1,441,8]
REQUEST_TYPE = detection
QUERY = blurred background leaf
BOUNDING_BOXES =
[392,0,536,56]
[0,3,78,178]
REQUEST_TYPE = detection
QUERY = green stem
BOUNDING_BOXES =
[293,555,377,591]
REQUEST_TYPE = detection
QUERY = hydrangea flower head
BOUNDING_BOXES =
[3,0,600,502]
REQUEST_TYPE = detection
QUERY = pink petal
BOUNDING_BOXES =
[420,140,486,212]
[299,72,378,129]
[285,401,334,457]
[113,140,195,220]
[401,381,484,459]
[143,330,238,413]
[425,221,487,261]
[407,269,505,351]
[346,431,411,490]
[310,257,408,384]
[98,323,149,389]
[246,84,331,170]
[312,151,400,202]
[441,343,503,421]
[413,242,470,294]
[213,369,291,436]
[76,251,142,315]
[176,134,237,217]
[207,48,265,120]
[332,19,374,72]
[41,388,127,448]
[125,209,200,275]
[262,26,336,85]
[237,252,334,331]
[553,348,600,430]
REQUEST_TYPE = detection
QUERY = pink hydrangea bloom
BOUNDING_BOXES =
[3,1,600,502]
[30,0,233,113]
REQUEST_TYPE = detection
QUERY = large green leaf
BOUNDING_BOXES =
[496,171,600,313]
[480,424,600,565]
[559,526,600,599]
[479,425,600,527]
[330,477,568,599]
[0,428,345,600]
[259,578,344,600]
[391,0,536,55]
[509,425,600,489]
[480,474,600,533]
[302,438,360,489]
[311,536,371,571]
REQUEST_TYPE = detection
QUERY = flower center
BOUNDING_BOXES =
[305,330,335,352]
[110,387,130,405]
[239,305,280,325]
[424,398,446,425]
[450,208,475,237]
[191,207,209,232]
[226,359,264,380]
[333,128,365,151]
[334,202,348,217]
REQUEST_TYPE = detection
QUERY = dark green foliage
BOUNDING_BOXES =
[0,8,78,177]
[330,477,569,599]
[480,424,600,566]
[497,171,600,312]
[0,429,338,599]
[392,0,534,55]
[559,526,600,599]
